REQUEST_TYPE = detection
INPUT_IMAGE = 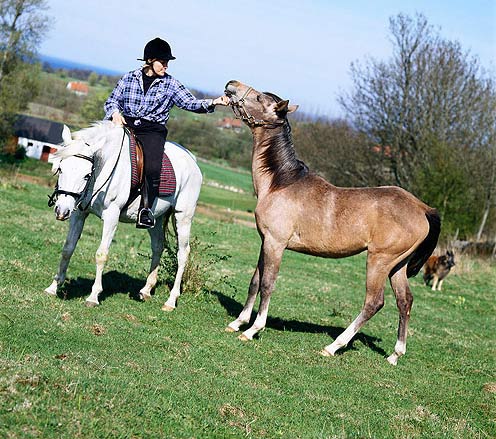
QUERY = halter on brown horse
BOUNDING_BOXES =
[224,80,440,365]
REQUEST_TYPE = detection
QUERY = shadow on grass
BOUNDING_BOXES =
[58,270,148,303]
[212,290,387,358]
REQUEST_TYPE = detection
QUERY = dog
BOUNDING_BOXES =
[423,250,456,291]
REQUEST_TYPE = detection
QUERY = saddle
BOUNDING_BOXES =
[127,128,145,187]
[126,128,176,202]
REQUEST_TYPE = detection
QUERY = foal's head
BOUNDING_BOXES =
[224,80,298,127]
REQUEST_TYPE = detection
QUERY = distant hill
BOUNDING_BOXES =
[39,54,123,76]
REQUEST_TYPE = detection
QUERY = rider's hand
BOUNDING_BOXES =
[111,112,126,126]
[212,96,230,106]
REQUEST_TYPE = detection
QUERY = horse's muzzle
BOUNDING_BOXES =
[55,205,71,221]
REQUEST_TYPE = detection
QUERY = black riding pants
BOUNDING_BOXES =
[124,117,168,208]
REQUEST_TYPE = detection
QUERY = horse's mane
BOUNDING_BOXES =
[258,93,309,191]
[55,121,123,159]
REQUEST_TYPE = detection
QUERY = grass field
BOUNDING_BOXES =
[0,159,495,438]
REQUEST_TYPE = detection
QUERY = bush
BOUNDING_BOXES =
[154,230,234,297]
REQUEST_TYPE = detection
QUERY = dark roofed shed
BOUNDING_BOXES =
[13,115,65,145]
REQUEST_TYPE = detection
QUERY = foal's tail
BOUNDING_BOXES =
[391,209,441,278]
[406,209,441,278]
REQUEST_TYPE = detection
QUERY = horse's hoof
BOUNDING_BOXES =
[238,334,251,342]
[85,301,99,308]
[225,326,237,333]
[161,304,175,312]
[320,349,334,357]
[139,292,152,302]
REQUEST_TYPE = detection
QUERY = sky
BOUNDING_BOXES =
[40,0,495,118]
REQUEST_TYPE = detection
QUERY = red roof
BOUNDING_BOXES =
[67,82,89,94]
[216,117,243,129]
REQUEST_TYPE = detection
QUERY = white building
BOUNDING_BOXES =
[13,115,71,162]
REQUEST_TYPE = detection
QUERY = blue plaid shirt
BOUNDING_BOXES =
[104,68,214,125]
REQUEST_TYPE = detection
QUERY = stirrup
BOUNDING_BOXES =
[136,208,155,229]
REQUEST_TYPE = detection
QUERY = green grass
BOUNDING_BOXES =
[198,184,256,213]
[0,161,495,438]
[198,159,254,193]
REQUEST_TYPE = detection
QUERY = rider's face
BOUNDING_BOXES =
[151,59,168,76]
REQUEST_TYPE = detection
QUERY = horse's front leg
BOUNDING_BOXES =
[138,215,165,301]
[45,210,88,296]
[85,206,120,307]
[162,211,193,311]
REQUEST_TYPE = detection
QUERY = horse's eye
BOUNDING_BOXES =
[256,95,261,102]
[84,174,91,180]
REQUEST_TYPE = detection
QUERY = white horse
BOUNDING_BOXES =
[45,121,203,310]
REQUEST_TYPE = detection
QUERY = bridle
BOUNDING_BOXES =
[48,152,95,210]
[228,87,285,128]
[48,129,126,211]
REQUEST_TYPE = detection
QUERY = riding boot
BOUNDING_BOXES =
[136,177,156,229]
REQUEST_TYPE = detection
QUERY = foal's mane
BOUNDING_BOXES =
[259,93,309,191]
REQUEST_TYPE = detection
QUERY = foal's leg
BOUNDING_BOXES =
[387,266,413,365]
[239,238,285,341]
[226,248,262,332]
[45,210,88,295]
[322,253,388,356]
[85,206,120,306]
[162,211,193,311]
[138,215,165,301]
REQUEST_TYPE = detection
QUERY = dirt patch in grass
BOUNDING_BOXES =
[483,382,496,393]
[90,324,106,336]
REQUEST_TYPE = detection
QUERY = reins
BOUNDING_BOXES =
[229,87,285,128]
[48,128,127,211]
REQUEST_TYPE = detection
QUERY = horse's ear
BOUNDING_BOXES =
[62,125,72,143]
[275,100,298,114]
[287,104,298,114]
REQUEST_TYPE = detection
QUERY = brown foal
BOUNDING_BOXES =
[224,80,441,365]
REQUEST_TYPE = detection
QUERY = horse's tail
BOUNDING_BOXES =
[391,209,441,278]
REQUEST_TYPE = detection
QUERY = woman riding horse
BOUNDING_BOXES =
[104,37,229,228]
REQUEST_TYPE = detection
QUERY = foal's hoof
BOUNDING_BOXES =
[320,348,334,357]
[238,334,252,342]
[386,354,399,366]
[85,300,99,308]
[225,326,237,333]
[161,304,175,312]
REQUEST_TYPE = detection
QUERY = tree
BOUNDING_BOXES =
[0,0,50,81]
[340,13,496,238]
[294,119,387,187]
[87,71,99,86]
[80,89,109,124]
[0,0,51,143]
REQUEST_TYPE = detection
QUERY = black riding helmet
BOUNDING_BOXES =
[139,37,176,62]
